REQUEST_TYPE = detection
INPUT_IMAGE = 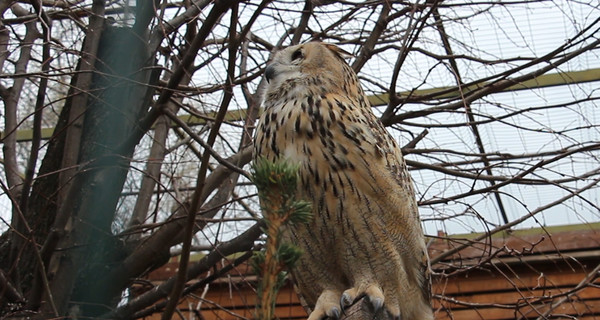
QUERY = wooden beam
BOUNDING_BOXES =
[435,221,600,240]
[3,68,599,143]
[0,127,56,143]
[367,67,600,104]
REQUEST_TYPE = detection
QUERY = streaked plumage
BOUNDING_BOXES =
[254,42,433,320]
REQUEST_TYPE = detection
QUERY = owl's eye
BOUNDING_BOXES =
[291,49,303,61]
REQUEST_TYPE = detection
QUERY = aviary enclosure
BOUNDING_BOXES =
[0,1,598,319]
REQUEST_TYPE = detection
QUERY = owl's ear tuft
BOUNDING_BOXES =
[323,43,354,60]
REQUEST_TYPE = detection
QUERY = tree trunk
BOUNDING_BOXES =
[40,25,151,318]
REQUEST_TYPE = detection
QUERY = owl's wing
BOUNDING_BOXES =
[335,94,432,303]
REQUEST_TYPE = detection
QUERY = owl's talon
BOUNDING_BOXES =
[314,306,339,320]
[340,287,360,307]
[363,284,385,313]
[329,306,341,319]
[340,292,353,311]
[367,295,384,314]
[386,309,402,320]
[308,290,342,320]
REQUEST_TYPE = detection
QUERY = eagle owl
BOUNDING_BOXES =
[253,42,433,320]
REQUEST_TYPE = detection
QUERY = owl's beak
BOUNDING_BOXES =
[265,64,276,83]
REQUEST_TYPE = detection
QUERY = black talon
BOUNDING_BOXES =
[385,309,401,320]
[367,296,384,315]
[340,293,352,312]
[329,306,341,319]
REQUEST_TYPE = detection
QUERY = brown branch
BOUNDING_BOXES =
[0,268,24,303]
[127,14,197,235]
[148,0,212,53]
[53,0,105,201]
[3,4,38,191]
[0,179,57,316]
[408,158,600,186]
[430,177,600,265]
[384,0,440,120]
[99,146,252,294]
[0,6,10,71]
[291,0,312,45]
[401,16,599,105]
[432,4,509,224]
[351,2,390,72]
[409,46,536,65]
[19,0,51,219]
[535,262,600,319]
[119,0,238,157]
[102,222,263,319]
[401,129,429,151]
[383,35,600,125]
[407,141,600,168]
[162,4,240,317]
[1,3,139,25]
[397,96,600,129]
[3,4,39,308]
[419,142,600,205]
[40,1,106,315]
[19,1,53,311]
[134,251,256,319]
[162,109,251,180]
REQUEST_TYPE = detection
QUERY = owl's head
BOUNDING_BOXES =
[263,42,354,99]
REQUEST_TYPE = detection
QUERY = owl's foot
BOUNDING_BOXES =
[307,289,342,320]
[340,285,383,313]
[339,284,401,319]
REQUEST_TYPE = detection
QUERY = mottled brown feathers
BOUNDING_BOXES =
[254,42,433,320]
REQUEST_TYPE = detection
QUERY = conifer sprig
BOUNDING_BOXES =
[251,158,312,320]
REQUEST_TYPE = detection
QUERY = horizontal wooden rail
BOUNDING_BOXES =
[2,68,599,143]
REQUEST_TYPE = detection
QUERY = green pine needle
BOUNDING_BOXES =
[251,157,313,320]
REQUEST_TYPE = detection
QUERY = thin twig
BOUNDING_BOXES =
[0,179,58,316]
[430,177,600,265]
[162,3,240,319]
[535,262,600,319]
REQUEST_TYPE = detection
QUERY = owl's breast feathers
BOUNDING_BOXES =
[258,86,412,195]
[257,86,428,278]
